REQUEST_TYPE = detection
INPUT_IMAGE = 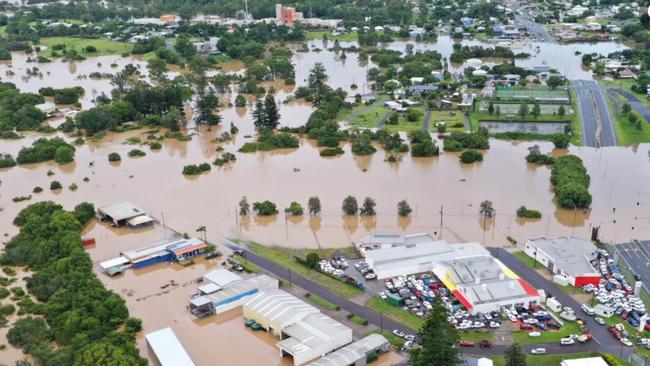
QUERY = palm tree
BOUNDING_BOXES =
[196,225,207,242]
[479,200,494,243]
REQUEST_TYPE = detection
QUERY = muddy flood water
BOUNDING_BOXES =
[0,36,644,365]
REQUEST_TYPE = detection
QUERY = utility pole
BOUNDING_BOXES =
[439,205,443,238]
[161,212,167,240]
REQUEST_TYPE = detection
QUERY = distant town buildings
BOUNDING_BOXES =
[276,4,303,24]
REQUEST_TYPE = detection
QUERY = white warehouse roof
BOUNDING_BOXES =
[203,268,243,289]
[526,237,598,277]
[98,201,147,221]
[309,334,388,366]
[560,357,608,366]
[145,327,195,366]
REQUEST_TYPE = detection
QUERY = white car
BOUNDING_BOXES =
[401,340,413,351]
[528,332,541,337]
[404,334,416,341]
[560,338,575,346]
[393,329,405,338]
[378,291,387,300]
[530,348,546,354]
[621,338,633,347]
[594,317,605,325]
[489,321,501,328]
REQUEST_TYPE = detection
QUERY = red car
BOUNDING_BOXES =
[459,340,475,347]
[479,340,492,348]
[520,323,533,330]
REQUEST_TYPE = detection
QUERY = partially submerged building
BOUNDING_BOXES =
[188,269,278,318]
[244,290,353,366]
[524,237,600,287]
[96,201,154,228]
[145,327,195,366]
[364,240,541,314]
[100,236,206,275]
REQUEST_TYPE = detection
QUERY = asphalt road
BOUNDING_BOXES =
[616,240,650,294]
[573,80,617,147]
[489,248,636,358]
[223,238,615,357]
[515,14,555,43]
[610,88,650,123]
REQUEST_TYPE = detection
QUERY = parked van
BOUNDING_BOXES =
[594,304,614,318]
[546,297,562,312]
[560,338,576,346]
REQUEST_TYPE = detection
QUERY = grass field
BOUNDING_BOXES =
[306,293,340,311]
[569,90,583,145]
[374,330,406,348]
[384,107,425,133]
[365,296,425,331]
[246,241,364,298]
[350,105,391,128]
[602,79,649,106]
[511,320,581,344]
[429,110,465,132]
[495,87,570,100]
[606,93,650,145]
[457,330,494,342]
[38,37,132,57]
[306,31,358,42]
[348,314,368,325]
[490,352,631,366]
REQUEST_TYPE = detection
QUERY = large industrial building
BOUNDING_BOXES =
[188,269,278,318]
[357,233,437,251]
[96,201,154,228]
[145,327,195,366]
[524,237,600,287]
[99,236,207,275]
[243,290,353,366]
[364,240,541,315]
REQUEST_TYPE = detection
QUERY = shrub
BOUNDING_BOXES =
[50,181,62,190]
[351,135,376,156]
[253,201,278,215]
[516,206,542,219]
[239,132,299,152]
[459,150,483,163]
[68,183,78,191]
[12,196,31,202]
[108,152,121,162]
[443,132,489,151]
[320,147,344,156]
[17,138,75,165]
[526,146,554,165]
[182,164,210,175]
[551,155,591,208]
[32,186,43,193]
[285,202,304,216]
[127,149,146,157]
[198,163,211,171]
[0,154,17,168]
[149,141,162,150]
[551,133,570,149]
[213,152,236,166]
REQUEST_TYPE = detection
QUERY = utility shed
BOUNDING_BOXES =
[308,334,389,366]
[97,201,154,227]
[145,327,195,366]
[202,269,243,289]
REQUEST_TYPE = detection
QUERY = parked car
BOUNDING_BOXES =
[530,348,546,354]
[560,338,576,346]
[479,340,492,348]
[458,340,475,347]
[528,332,541,337]
[392,329,405,338]
[595,317,605,325]
[621,338,633,347]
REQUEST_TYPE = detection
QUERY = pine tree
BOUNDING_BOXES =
[409,302,460,366]
[253,99,265,130]
[264,94,281,130]
[504,343,527,366]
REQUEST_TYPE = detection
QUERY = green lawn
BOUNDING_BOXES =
[38,37,133,57]
[511,320,581,344]
[384,107,425,133]
[430,110,465,132]
[471,111,572,123]
[605,93,650,145]
[306,293,340,311]
[491,352,631,366]
[350,105,391,128]
[458,330,493,342]
[602,79,649,107]
[246,241,364,298]
[306,31,358,42]
[348,314,368,325]
[365,296,425,331]
[569,90,582,145]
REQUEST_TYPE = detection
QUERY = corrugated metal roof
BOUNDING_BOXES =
[527,237,598,277]
[202,269,242,288]
[145,328,195,366]
[309,334,388,366]
[98,201,146,221]
[244,290,319,328]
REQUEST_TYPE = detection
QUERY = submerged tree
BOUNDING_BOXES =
[239,196,250,216]
[479,200,494,220]
[308,197,321,215]
[341,196,358,215]
[360,197,377,216]
[397,200,412,217]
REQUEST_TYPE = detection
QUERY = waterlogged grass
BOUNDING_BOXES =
[350,105,391,128]
[38,37,132,57]
[245,241,363,298]
[306,31,358,42]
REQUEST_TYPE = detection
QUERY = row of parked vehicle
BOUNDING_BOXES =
[354,261,377,280]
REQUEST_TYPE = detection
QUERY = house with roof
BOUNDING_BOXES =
[524,237,600,286]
